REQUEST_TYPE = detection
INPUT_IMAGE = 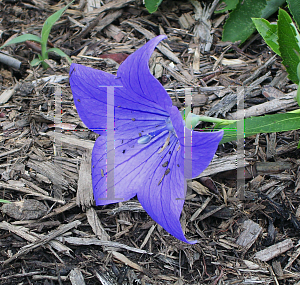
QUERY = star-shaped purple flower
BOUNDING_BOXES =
[69,36,223,244]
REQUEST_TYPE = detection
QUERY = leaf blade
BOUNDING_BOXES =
[215,0,239,14]
[144,0,163,13]
[220,110,300,144]
[278,8,300,84]
[287,0,300,29]
[222,0,267,43]
[47,47,72,63]
[30,58,43,66]
[252,18,280,55]
[41,1,73,46]
[261,0,286,19]
[0,34,41,49]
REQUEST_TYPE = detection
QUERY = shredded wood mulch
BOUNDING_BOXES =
[0,0,300,284]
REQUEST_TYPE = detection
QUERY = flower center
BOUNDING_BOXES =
[138,117,174,144]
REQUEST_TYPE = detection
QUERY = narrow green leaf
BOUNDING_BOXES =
[222,0,267,43]
[278,8,300,84]
[0,199,11,204]
[220,110,300,144]
[0,34,41,49]
[41,1,74,46]
[47,47,72,63]
[252,18,280,55]
[287,0,300,29]
[41,61,50,69]
[144,0,163,13]
[215,0,239,14]
[30,58,42,66]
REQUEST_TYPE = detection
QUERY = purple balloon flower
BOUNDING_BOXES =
[69,35,223,243]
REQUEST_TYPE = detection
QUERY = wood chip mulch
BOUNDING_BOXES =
[0,0,300,284]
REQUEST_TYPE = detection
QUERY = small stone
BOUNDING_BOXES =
[1,199,47,220]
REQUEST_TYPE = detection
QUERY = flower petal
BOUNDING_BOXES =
[117,35,172,111]
[70,36,223,244]
[91,128,170,204]
[69,64,117,134]
[69,36,172,137]
[137,134,197,244]
[169,106,224,178]
[92,124,196,243]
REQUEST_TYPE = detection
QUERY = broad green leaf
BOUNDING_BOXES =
[222,0,285,44]
[278,8,300,84]
[296,83,300,106]
[261,0,286,19]
[222,0,267,43]
[252,18,280,55]
[30,58,42,66]
[41,1,73,46]
[297,62,300,106]
[145,0,163,13]
[0,34,41,49]
[287,0,300,29]
[215,0,239,14]
[220,110,300,144]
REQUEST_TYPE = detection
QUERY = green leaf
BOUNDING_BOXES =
[0,199,11,204]
[261,0,286,19]
[296,83,300,106]
[287,0,300,29]
[296,62,300,105]
[215,0,239,14]
[47,47,72,63]
[41,1,74,47]
[278,8,300,84]
[222,0,267,43]
[144,0,163,13]
[252,18,280,55]
[220,110,300,144]
[30,58,42,66]
[0,34,41,49]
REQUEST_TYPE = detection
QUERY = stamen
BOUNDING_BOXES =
[158,131,170,154]
[158,168,171,186]
[138,117,174,145]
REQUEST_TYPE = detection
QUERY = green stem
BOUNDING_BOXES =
[197,116,237,124]
[40,41,49,69]
[41,42,48,61]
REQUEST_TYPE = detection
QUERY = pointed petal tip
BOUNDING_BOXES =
[187,239,198,245]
